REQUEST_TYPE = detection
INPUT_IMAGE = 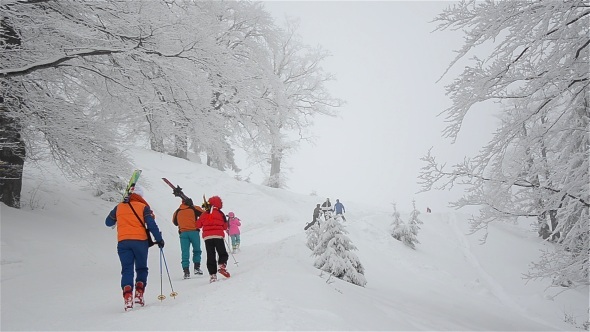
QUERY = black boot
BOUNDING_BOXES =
[183,267,190,279]
[194,263,203,275]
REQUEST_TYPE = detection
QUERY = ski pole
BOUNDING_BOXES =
[224,236,239,266]
[160,248,178,298]
[158,248,165,301]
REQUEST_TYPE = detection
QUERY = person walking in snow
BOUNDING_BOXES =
[312,203,322,227]
[334,199,346,221]
[227,211,242,253]
[105,186,164,311]
[172,197,205,279]
[196,195,230,283]
[321,198,332,218]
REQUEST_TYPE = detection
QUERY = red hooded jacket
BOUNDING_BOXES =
[195,196,227,240]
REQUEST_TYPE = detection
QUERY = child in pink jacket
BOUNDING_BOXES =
[227,212,241,253]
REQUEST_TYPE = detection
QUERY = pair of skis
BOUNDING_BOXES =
[122,171,203,208]
[162,177,209,211]
[122,169,142,202]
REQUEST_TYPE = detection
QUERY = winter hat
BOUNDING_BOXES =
[208,196,223,209]
[132,185,144,197]
[228,212,235,218]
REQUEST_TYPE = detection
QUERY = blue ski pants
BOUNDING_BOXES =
[117,240,149,290]
[179,230,202,269]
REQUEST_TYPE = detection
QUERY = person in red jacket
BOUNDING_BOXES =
[195,195,230,283]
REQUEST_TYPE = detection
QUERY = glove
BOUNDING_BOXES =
[157,239,165,248]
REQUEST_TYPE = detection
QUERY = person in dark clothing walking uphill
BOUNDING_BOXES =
[173,198,205,279]
[313,203,322,226]
[196,195,230,283]
[321,198,332,218]
[105,186,164,311]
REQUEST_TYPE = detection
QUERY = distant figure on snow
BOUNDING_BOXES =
[321,198,332,217]
[334,199,346,221]
[227,211,242,253]
[426,207,432,213]
[312,203,322,227]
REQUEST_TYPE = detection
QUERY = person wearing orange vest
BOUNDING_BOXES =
[105,186,164,311]
[172,198,205,279]
[195,195,230,283]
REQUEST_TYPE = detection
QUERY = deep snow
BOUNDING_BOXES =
[1,148,588,331]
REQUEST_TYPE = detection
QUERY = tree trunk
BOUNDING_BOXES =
[539,115,559,241]
[268,148,282,188]
[1,19,24,208]
[144,110,165,153]
[173,125,188,160]
[0,108,25,208]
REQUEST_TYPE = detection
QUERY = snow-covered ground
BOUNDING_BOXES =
[1,149,588,330]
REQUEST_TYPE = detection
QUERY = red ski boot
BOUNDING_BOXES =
[123,285,133,311]
[218,263,231,278]
[134,282,145,307]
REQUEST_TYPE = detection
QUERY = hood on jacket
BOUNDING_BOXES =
[208,196,223,209]
[228,211,235,218]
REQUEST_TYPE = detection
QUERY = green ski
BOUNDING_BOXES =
[122,169,142,202]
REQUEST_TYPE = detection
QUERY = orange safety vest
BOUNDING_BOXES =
[116,201,149,242]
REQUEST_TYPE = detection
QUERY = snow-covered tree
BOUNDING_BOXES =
[390,202,420,250]
[255,18,344,188]
[1,0,343,204]
[313,215,366,287]
[390,203,404,241]
[408,200,423,236]
[419,0,589,286]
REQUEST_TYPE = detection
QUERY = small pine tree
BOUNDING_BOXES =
[407,199,423,238]
[390,203,404,241]
[400,224,419,250]
[313,215,367,287]
[391,201,421,250]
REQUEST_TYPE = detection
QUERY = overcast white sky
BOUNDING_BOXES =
[254,1,498,213]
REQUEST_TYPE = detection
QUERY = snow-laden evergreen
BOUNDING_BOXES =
[313,213,367,287]
[390,201,422,250]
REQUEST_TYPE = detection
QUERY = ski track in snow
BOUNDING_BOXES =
[446,213,564,330]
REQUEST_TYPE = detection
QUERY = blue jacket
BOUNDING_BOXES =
[334,202,345,214]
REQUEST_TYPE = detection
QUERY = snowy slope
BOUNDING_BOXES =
[1,148,588,331]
